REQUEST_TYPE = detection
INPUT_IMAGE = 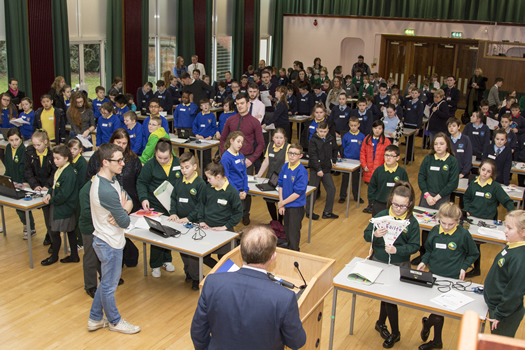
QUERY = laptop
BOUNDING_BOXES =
[399,266,435,288]
[144,216,181,238]
[256,171,279,191]
[0,175,29,199]
[177,128,193,139]
[0,128,11,140]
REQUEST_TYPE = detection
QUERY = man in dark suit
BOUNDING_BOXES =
[190,225,307,350]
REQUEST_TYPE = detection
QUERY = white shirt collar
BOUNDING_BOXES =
[242,264,267,274]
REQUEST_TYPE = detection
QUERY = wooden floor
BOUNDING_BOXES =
[1,114,524,349]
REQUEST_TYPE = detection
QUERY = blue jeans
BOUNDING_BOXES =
[89,236,123,324]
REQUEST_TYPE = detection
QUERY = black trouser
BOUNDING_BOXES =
[265,199,283,223]
[42,206,52,244]
[340,169,360,200]
[306,169,335,214]
[50,230,78,260]
[82,234,101,290]
[371,201,387,217]
[284,206,305,251]
[181,253,218,281]
[243,161,254,218]
[418,194,450,257]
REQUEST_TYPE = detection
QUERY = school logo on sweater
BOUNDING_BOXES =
[458,143,464,149]
[498,258,505,267]
[14,155,18,163]
[74,168,78,175]
[108,122,112,127]
[443,165,449,171]
[291,176,295,182]
[394,176,400,182]
[176,172,181,178]
[447,242,457,250]
[190,188,197,195]
[485,192,492,199]
[55,181,61,188]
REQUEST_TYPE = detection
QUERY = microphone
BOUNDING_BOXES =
[294,261,308,289]
[267,272,296,289]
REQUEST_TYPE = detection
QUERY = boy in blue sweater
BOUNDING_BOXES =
[192,99,217,168]
[96,102,121,147]
[114,95,130,124]
[349,97,373,136]
[339,117,365,204]
[278,143,308,251]
[92,86,109,120]
[174,92,198,132]
[154,80,174,114]
[123,111,143,155]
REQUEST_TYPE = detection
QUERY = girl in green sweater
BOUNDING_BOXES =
[41,145,79,266]
[416,203,479,350]
[69,138,88,248]
[4,128,35,239]
[485,210,525,337]
[463,159,514,278]
[363,181,420,348]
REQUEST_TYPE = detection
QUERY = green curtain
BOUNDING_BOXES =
[177,0,195,65]
[51,0,71,85]
[141,0,149,84]
[204,0,213,73]
[231,0,245,80]
[4,0,32,96]
[270,0,284,69]
[106,0,123,91]
[252,0,261,67]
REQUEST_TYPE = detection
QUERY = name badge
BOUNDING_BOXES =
[384,120,389,124]
[200,124,205,127]
[447,97,451,101]
[436,243,447,249]
[179,198,188,203]
[49,117,54,120]
[130,134,135,138]
[102,123,108,127]
[407,108,411,111]
[457,149,464,153]
[217,199,228,205]
[472,131,479,135]
[430,166,440,171]
[301,99,306,102]
[309,126,315,129]
[488,155,496,159]
[351,139,358,143]
[283,175,287,179]
[269,153,275,157]
[502,249,507,256]
[339,115,346,118]
[475,191,485,197]
[172,166,180,171]
[180,108,186,112]
[386,182,395,187]
[235,159,241,164]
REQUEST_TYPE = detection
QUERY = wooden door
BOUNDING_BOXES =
[384,40,407,89]
[455,44,479,104]
[432,43,456,88]
[413,42,435,87]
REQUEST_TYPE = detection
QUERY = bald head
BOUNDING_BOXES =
[240,225,277,265]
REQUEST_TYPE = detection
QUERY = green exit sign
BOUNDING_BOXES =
[451,31,463,38]
[404,29,415,36]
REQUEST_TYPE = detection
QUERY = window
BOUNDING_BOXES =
[149,0,177,87]
[0,40,6,91]
[70,41,104,99]
[213,36,232,81]
[260,36,271,65]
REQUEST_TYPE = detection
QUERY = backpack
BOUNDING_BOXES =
[269,220,288,248]
[123,238,139,267]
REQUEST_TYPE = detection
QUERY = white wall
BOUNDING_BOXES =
[216,0,233,36]
[0,0,5,40]
[68,0,106,40]
[260,0,273,37]
[149,0,177,37]
[282,16,525,74]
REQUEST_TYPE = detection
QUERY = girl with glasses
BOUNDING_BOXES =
[363,181,420,348]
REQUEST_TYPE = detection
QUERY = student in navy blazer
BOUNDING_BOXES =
[191,225,306,350]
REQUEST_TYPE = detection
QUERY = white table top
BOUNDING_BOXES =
[472,156,525,174]
[126,216,238,257]
[0,191,46,210]
[334,257,488,319]
[403,128,417,136]
[300,158,361,172]
[169,134,220,149]
[455,178,525,201]
[248,177,316,199]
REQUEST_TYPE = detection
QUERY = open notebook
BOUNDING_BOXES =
[347,261,383,285]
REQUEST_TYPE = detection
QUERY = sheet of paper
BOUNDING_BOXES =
[486,117,499,130]
[477,227,506,241]
[457,177,469,190]
[134,217,150,230]
[76,134,93,148]
[265,124,275,130]
[430,290,475,311]
[9,117,30,126]
[154,180,174,213]
[170,137,189,144]
[260,90,272,107]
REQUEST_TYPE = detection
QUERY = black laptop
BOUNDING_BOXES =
[0,175,29,199]
[144,216,181,238]
[399,266,435,288]
[256,171,279,191]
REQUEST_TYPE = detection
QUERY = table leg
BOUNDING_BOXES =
[199,149,204,176]
[308,191,314,243]
[1,205,5,235]
[403,135,408,168]
[480,320,486,333]
[349,293,356,335]
[328,288,339,350]
[143,242,148,276]
[410,134,415,165]
[298,122,302,143]
[346,171,351,217]
[63,232,68,254]
[231,239,236,249]
[199,257,203,283]
[26,210,33,269]
[357,168,362,209]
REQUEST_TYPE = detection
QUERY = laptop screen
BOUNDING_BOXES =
[268,171,279,186]
[145,217,165,232]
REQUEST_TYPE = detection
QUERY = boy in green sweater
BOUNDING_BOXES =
[416,203,479,350]
[168,152,208,290]
[367,145,409,217]
[139,116,169,164]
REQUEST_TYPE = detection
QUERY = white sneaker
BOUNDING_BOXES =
[109,318,141,334]
[23,229,28,240]
[152,267,161,278]
[163,262,175,272]
[87,317,109,331]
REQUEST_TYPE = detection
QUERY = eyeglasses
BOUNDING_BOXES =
[288,152,301,157]
[391,203,408,210]
[107,158,125,164]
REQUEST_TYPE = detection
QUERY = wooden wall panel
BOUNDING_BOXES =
[243,0,255,73]
[477,41,525,93]
[124,0,143,93]
[193,0,207,68]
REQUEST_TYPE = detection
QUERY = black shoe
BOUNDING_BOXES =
[333,171,341,176]
[420,317,430,341]
[362,205,372,214]
[383,333,400,348]
[418,341,443,350]
[375,321,390,340]
[322,212,339,219]
[354,197,365,204]
[465,268,481,278]
[411,256,422,265]
[338,198,346,204]
[60,255,80,263]
[86,287,97,298]
[41,256,58,266]
[43,237,52,246]
[242,217,250,226]
[192,280,199,290]
[306,212,319,220]
[48,247,53,254]
[118,278,124,286]
[185,273,192,283]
